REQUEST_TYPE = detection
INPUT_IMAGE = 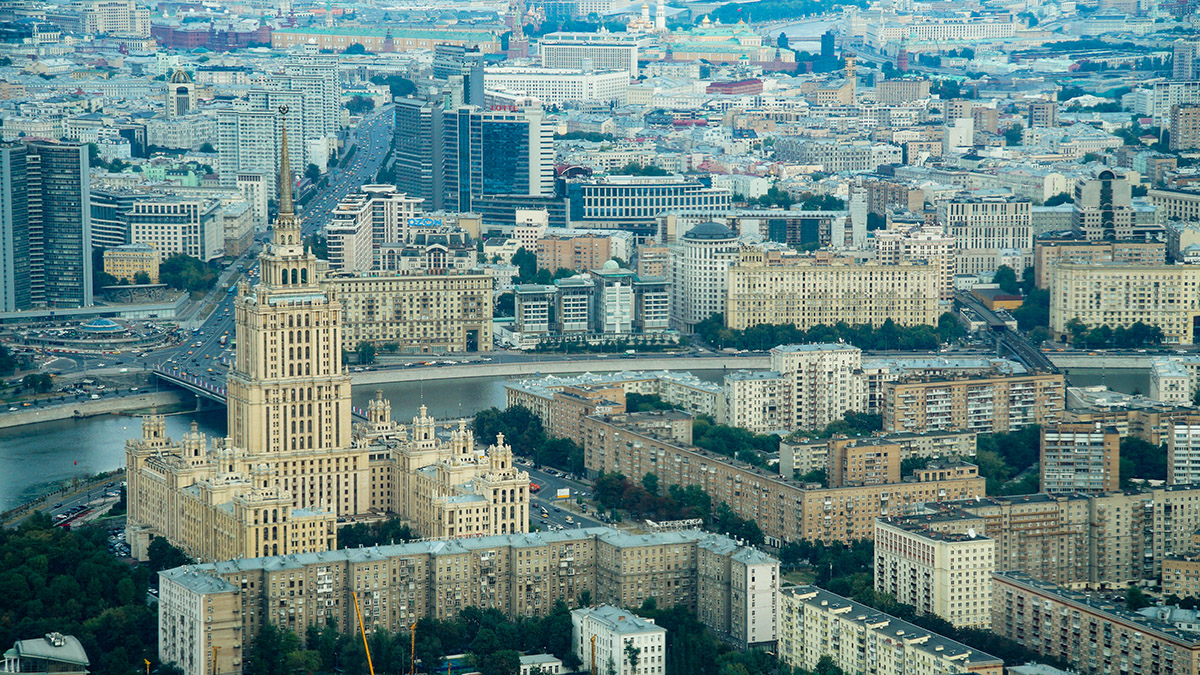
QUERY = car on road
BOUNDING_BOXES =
[53,502,62,508]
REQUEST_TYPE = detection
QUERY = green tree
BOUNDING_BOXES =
[343,42,369,55]
[356,342,376,365]
[199,141,215,153]
[134,270,151,285]
[1003,124,1023,147]
[624,641,641,673]
[642,472,660,495]
[21,373,52,393]
[1126,585,1153,611]
[993,265,1020,294]
[159,253,217,292]
[512,247,538,283]
[0,344,16,376]
[304,163,321,182]
[610,162,669,176]
[147,537,193,572]
[345,96,376,115]
[304,234,328,260]
[1044,192,1072,206]
[777,32,789,48]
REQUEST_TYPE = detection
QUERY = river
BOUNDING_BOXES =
[0,367,1146,511]
[0,370,728,511]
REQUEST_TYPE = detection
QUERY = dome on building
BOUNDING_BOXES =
[169,68,192,84]
[682,221,735,240]
[81,318,124,333]
[602,259,621,270]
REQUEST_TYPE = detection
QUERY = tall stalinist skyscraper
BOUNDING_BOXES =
[226,105,370,516]
[125,107,529,564]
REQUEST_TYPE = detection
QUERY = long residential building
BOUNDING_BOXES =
[778,586,1003,675]
[724,248,939,331]
[919,484,1200,589]
[882,373,1066,434]
[580,411,986,545]
[1032,239,1166,289]
[157,528,779,675]
[992,571,1200,675]
[1048,263,1200,345]
[323,270,493,353]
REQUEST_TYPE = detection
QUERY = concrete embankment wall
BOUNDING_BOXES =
[1046,354,1153,369]
[350,356,772,385]
[0,391,185,430]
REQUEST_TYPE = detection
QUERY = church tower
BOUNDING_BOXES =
[225,105,368,516]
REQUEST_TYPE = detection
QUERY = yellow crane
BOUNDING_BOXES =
[351,592,377,675]
[410,621,418,675]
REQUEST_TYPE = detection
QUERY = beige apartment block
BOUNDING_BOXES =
[874,519,995,628]
[1033,239,1165,289]
[537,235,613,273]
[580,411,985,545]
[102,242,160,283]
[158,528,778,675]
[1048,263,1200,345]
[725,248,939,331]
[778,586,1003,675]
[882,373,1066,434]
[1039,424,1120,494]
[993,572,1200,675]
[324,270,493,354]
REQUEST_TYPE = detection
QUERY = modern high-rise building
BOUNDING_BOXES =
[127,197,223,261]
[1174,39,1200,80]
[668,221,738,333]
[0,143,28,312]
[1039,423,1120,494]
[1169,419,1200,486]
[442,106,554,213]
[937,193,1032,275]
[1070,170,1159,241]
[540,31,647,78]
[25,140,92,309]
[393,97,444,208]
[771,344,867,432]
[1170,104,1200,151]
[482,66,629,105]
[324,184,423,271]
[216,102,279,191]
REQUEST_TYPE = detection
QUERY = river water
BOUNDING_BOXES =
[0,367,1143,510]
[0,370,725,510]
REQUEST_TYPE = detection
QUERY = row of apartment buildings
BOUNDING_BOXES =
[158,528,779,675]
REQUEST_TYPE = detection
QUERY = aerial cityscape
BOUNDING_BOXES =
[1,0,1200,674]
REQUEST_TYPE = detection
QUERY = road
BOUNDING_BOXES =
[523,462,605,531]
[298,104,394,236]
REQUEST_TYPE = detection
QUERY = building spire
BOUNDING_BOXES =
[278,105,294,217]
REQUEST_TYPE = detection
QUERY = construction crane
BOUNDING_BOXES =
[410,621,418,675]
[351,592,377,675]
